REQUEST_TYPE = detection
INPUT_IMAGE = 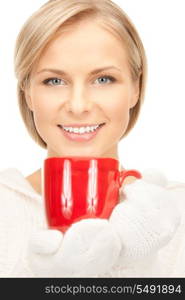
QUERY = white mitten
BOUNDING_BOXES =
[109,169,181,266]
[28,219,121,277]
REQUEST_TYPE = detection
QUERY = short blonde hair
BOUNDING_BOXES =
[14,0,147,148]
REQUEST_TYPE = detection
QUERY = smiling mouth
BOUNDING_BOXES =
[58,123,105,142]
[58,123,105,134]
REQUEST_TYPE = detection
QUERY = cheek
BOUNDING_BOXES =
[102,88,131,140]
[30,91,57,143]
[102,88,130,121]
[30,88,58,123]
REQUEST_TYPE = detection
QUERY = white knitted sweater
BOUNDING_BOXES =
[0,168,185,278]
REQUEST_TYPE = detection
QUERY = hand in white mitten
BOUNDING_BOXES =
[28,219,121,277]
[109,169,181,266]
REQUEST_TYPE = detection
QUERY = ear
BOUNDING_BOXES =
[129,77,140,109]
[24,88,33,111]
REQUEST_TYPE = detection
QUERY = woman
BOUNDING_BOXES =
[0,0,184,277]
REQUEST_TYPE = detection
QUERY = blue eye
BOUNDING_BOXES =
[96,76,115,85]
[43,78,63,86]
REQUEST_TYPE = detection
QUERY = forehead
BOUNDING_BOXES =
[35,19,129,72]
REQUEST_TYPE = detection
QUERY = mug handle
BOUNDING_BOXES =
[118,169,142,187]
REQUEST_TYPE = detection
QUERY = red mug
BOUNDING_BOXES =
[43,157,142,232]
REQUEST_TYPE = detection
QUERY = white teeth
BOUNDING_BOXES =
[62,124,100,134]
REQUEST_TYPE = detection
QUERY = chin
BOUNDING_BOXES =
[56,147,104,158]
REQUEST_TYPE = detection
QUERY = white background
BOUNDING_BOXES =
[0,0,184,182]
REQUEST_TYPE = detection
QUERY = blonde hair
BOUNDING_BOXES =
[14,0,147,148]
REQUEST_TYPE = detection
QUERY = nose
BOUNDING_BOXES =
[64,84,93,116]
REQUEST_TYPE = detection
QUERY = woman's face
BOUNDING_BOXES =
[26,18,139,159]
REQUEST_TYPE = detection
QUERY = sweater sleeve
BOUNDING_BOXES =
[157,184,185,276]
[0,183,47,277]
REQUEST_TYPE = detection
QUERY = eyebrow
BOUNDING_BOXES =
[36,66,122,76]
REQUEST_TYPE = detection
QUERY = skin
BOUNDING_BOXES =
[25,18,140,195]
